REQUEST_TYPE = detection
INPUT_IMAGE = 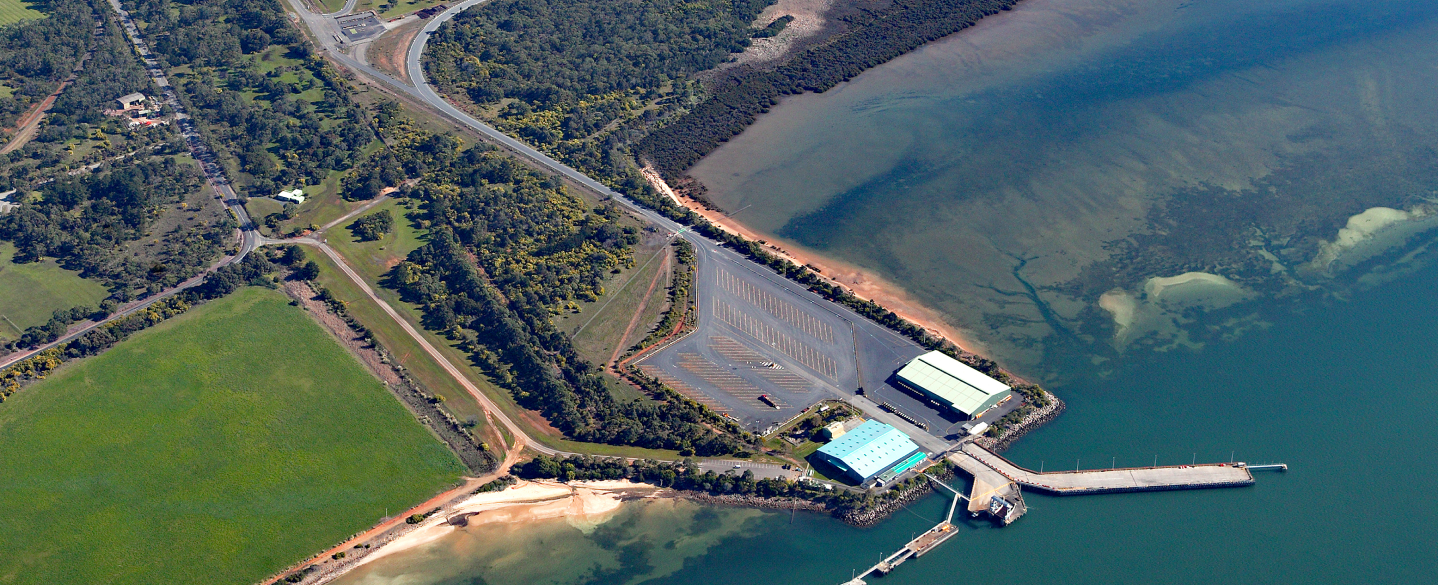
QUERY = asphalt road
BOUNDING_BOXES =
[107,0,258,255]
[697,460,799,481]
[282,0,970,455]
[1,1,267,370]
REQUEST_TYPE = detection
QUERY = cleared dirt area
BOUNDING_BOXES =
[558,231,674,368]
[367,18,424,81]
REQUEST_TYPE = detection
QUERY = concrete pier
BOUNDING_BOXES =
[839,446,1280,584]
[955,443,1256,495]
[843,476,964,585]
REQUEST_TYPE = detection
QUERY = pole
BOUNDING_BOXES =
[1192,453,1196,465]
[1040,460,1043,473]
[1112,456,1115,470]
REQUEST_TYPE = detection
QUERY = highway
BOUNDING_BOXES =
[282,0,958,453]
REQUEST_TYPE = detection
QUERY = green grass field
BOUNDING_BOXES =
[0,0,44,27]
[0,243,110,341]
[310,245,684,460]
[328,198,427,282]
[0,287,465,585]
[359,0,448,19]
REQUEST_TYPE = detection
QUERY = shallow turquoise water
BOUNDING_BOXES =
[337,252,1438,584]
[345,0,1438,582]
[690,0,1438,369]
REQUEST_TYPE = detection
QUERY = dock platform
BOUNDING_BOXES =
[954,443,1255,495]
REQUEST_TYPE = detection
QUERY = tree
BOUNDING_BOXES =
[296,260,320,281]
[348,209,394,241]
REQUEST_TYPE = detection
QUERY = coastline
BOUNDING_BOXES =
[293,479,664,585]
[977,391,1066,453]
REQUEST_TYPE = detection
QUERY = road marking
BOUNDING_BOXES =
[713,299,838,380]
[718,268,834,343]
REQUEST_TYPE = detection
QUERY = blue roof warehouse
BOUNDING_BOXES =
[813,420,925,486]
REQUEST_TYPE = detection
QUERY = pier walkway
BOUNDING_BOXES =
[954,443,1255,495]
[841,476,964,585]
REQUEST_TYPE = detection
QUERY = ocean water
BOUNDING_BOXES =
[335,252,1438,584]
[339,0,1438,582]
[690,0,1438,371]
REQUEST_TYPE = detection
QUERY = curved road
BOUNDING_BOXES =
[288,0,935,456]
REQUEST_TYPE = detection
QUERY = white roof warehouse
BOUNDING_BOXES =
[894,350,1013,420]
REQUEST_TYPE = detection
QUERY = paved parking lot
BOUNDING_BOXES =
[336,11,385,41]
[637,244,949,451]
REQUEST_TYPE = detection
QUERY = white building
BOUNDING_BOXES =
[274,189,305,204]
[894,350,1013,420]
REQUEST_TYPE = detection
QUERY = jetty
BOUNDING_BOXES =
[953,443,1259,495]
[836,442,1285,584]
[842,475,965,585]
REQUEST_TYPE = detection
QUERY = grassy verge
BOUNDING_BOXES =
[358,0,447,19]
[312,242,685,459]
[557,234,670,367]
[0,286,464,585]
[325,198,426,282]
[0,243,110,341]
[306,250,488,426]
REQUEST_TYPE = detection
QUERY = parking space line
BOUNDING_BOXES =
[714,299,838,380]
[718,268,834,343]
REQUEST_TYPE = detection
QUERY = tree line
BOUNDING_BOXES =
[425,0,771,109]
[1,251,281,400]
[123,0,378,199]
[515,454,950,520]
[380,127,747,455]
[0,0,96,131]
[635,0,1021,179]
[0,157,231,308]
[2,0,164,191]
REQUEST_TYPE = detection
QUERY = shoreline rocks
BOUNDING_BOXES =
[979,392,1066,453]
[676,491,831,514]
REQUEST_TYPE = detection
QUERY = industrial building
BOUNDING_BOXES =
[894,351,1013,420]
[813,420,923,485]
[115,92,147,109]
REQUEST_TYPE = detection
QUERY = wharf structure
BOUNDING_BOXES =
[953,442,1257,495]
[837,441,1284,584]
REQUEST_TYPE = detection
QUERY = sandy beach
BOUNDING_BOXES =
[337,480,662,576]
